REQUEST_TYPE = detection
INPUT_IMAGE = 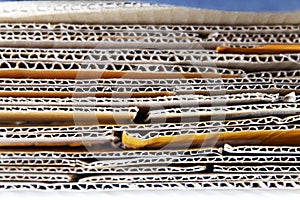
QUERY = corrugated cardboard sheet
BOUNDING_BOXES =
[0,0,299,190]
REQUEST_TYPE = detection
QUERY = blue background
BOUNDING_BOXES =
[147,0,300,12]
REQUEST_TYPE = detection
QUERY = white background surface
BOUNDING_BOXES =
[1,189,300,200]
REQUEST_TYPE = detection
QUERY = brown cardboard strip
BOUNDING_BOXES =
[0,106,138,125]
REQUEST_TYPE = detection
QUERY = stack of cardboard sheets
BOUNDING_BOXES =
[0,0,300,190]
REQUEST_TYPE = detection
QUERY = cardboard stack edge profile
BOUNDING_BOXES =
[0,0,300,190]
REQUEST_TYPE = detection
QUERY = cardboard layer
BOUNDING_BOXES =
[0,165,207,174]
[0,60,244,79]
[147,103,300,123]
[176,84,300,95]
[0,115,298,134]
[214,165,300,173]
[0,85,176,99]
[1,1,300,25]
[2,47,300,72]
[0,79,298,97]
[0,148,220,158]
[1,23,300,34]
[78,173,300,183]
[0,130,113,147]
[1,29,300,49]
[0,93,280,107]
[0,181,298,190]
[223,144,300,155]
[0,173,72,183]
[0,106,138,125]
[122,126,300,149]
[81,155,300,168]
[0,158,77,166]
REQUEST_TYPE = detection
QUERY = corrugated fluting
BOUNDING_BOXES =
[0,0,300,190]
